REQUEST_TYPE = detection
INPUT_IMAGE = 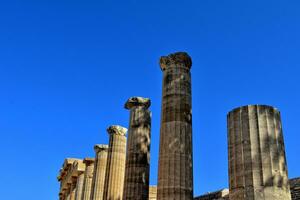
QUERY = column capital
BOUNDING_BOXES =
[159,52,192,71]
[94,144,109,153]
[83,158,95,165]
[124,97,151,109]
[107,125,127,136]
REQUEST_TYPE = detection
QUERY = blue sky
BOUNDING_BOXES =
[0,0,299,199]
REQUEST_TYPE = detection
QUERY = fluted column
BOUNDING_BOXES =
[228,105,291,200]
[70,177,77,200]
[66,187,71,200]
[157,52,193,200]
[123,97,151,200]
[75,172,85,200]
[81,158,95,200]
[103,125,127,200]
[90,144,109,200]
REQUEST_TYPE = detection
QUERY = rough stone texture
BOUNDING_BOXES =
[58,158,86,200]
[90,145,109,200]
[81,158,95,200]
[157,52,193,200]
[103,125,127,200]
[194,189,229,200]
[290,177,300,200]
[149,186,157,200]
[75,173,85,200]
[227,105,291,200]
[123,97,151,200]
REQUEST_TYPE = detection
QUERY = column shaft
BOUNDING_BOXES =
[75,173,85,200]
[157,52,193,200]
[103,125,127,200]
[90,145,109,200]
[228,105,291,200]
[81,158,95,200]
[123,97,151,200]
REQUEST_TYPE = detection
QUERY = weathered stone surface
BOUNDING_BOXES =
[290,177,300,200]
[123,97,151,200]
[227,105,291,200]
[90,145,109,200]
[159,52,192,71]
[107,125,127,136]
[124,97,151,109]
[81,158,95,200]
[58,158,86,200]
[75,172,85,200]
[157,52,193,200]
[149,186,157,200]
[103,125,127,200]
[194,189,229,200]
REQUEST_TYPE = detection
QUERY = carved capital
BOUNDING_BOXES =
[124,97,151,109]
[83,158,95,165]
[107,125,127,136]
[94,144,109,152]
[160,52,192,71]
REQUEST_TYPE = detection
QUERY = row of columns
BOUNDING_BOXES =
[59,52,294,200]
[58,97,152,200]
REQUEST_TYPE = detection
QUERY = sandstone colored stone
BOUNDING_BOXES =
[194,189,229,200]
[149,186,157,200]
[103,125,127,200]
[58,159,86,200]
[90,144,109,200]
[81,158,95,200]
[227,105,291,200]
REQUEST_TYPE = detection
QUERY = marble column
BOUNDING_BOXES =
[157,52,193,200]
[75,172,85,200]
[228,105,291,200]
[123,97,151,200]
[81,158,95,200]
[90,144,109,200]
[103,125,127,200]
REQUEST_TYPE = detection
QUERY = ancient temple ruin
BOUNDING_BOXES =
[57,52,299,200]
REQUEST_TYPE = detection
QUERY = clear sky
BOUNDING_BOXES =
[0,0,299,199]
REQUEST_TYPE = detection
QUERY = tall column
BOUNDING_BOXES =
[157,52,193,200]
[123,97,152,200]
[75,172,85,200]
[66,187,71,200]
[81,158,95,200]
[70,177,77,200]
[228,105,291,200]
[90,144,109,200]
[103,125,127,200]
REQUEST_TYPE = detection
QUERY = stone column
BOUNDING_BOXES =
[66,187,71,200]
[157,52,193,200]
[75,172,85,200]
[90,144,109,200]
[103,125,127,200]
[123,97,151,200]
[70,177,77,200]
[81,158,95,200]
[227,105,291,200]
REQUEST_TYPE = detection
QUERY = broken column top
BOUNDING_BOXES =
[159,52,192,71]
[107,125,127,136]
[94,144,109,152]
[228,104,280,116]
[124,97,151,109]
